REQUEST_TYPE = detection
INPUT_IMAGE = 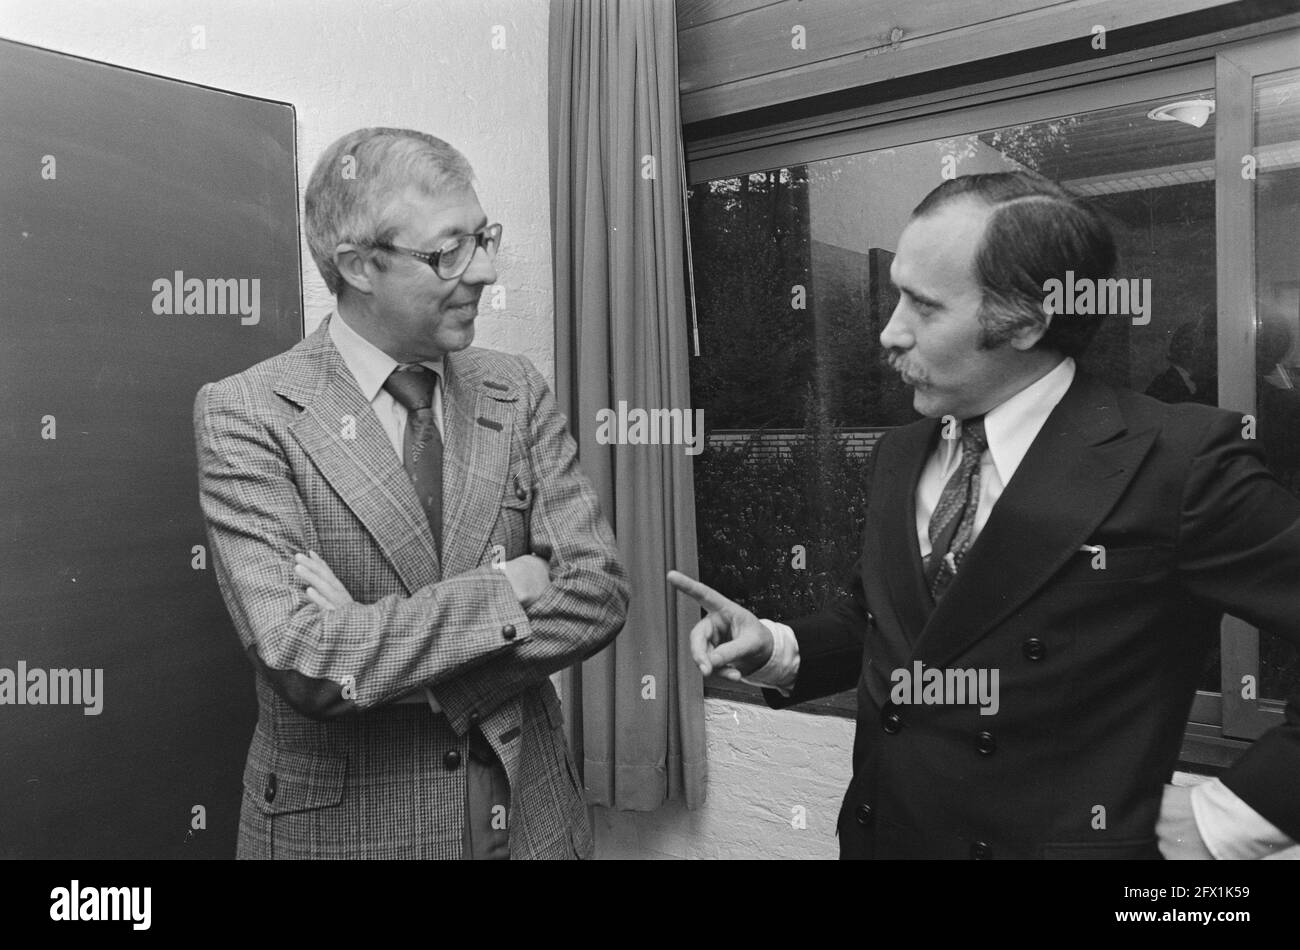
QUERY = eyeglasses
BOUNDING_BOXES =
[369,223,503,280]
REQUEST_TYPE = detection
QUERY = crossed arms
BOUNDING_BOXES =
[194,355,628,734]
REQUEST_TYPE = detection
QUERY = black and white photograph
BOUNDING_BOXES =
[1,0,1298,930]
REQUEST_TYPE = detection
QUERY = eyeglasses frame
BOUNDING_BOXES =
[366,222,503,280]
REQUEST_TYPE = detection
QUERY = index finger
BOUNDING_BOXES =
[667,570,736,613]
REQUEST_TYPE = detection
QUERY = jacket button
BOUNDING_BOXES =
[881,705,903,734]
[971,841,993,860]
[502,624,517,641]
[855,803,874,826]
[444,750,462,771]
[264,773,277,803]
[468,711,481,728]
[976,731,996,755]
[514,478,527,501]
[1023,637,1046,661]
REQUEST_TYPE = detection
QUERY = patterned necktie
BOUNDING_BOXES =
[383,364,443,553]
[924,416,988,600]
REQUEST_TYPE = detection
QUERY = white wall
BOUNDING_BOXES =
[594,698,855,860]
[0,0,555,378]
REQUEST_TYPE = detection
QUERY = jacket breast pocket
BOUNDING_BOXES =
[491,472,533,554]
[1053,544,1168,585]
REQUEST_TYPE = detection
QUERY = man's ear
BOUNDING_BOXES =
[1009,303,1051,351]
[334,244,376,296]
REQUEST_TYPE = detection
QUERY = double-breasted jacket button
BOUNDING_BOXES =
[855,803,874,826]
[881,703,903,734]
[502,623,517,641]
[971,841,993,860]
[1023,637,1047,661]
[975,731,997,755]
[264,773,277,803]
[444,749,462,771]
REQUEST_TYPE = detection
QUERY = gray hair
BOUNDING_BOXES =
[304,128,475,296]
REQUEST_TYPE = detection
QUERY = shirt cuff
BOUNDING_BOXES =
[1191,777,1296,859]
[739,620,800,696]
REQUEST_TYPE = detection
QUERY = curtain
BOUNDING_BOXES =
[549,0,706,811]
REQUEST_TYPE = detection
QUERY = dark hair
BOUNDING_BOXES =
[912,173,1117,358]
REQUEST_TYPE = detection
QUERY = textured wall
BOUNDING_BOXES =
[594,698,855,860]
[0,0,555,378]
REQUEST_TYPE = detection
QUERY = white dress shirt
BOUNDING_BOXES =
[742,356,1293,857]
[328,311,445,710]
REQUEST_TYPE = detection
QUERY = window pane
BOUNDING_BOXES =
[1252,67,1300,703]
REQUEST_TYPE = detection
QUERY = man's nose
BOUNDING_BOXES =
[879,301,911,350]
[462,244,497,285]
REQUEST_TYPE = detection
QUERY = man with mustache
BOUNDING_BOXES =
[671,172,1300,859]
[195,127,627,859]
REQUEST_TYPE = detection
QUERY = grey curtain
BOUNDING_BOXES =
[549,0,706,810]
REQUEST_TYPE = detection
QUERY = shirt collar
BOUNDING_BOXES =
[328,310,444,402]
[982,356,1075,484]
[937,357,1075,484]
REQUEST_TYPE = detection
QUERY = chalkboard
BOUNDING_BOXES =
[0,39,302,858]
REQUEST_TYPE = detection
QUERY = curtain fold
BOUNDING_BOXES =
[549,0,706,811]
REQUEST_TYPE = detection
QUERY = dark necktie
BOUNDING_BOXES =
[383,364,443,553]
[923,416,988,600]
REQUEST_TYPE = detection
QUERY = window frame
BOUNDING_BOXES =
[1215,28,1300,745]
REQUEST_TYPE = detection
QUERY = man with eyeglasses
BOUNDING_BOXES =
[193,127,628,859]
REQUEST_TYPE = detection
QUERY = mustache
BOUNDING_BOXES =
[882,349,925,386]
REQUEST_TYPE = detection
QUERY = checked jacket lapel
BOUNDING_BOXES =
[439,351,519,579]
[278,320,441,595]
[275,324,522,596]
